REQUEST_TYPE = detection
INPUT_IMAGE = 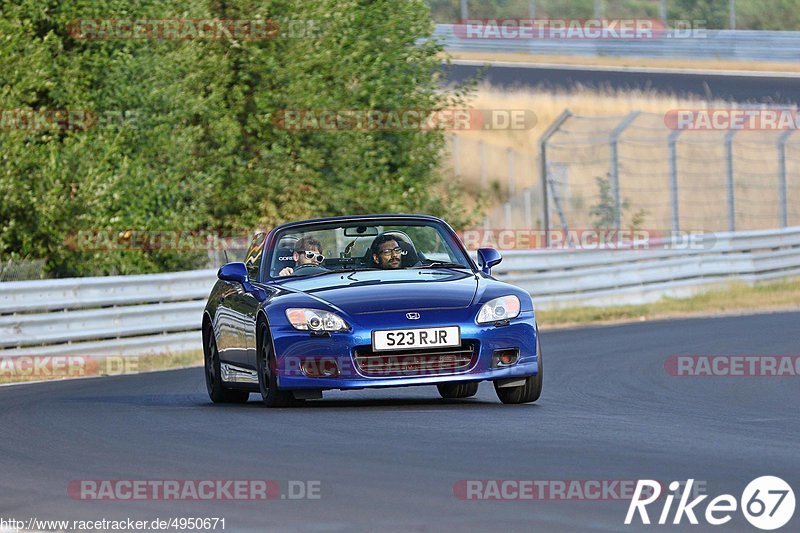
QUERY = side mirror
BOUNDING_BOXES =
[477,248,502,276]
[218,262,249,284]
[218,262,268,302]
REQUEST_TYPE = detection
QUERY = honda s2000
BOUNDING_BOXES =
[202,214,542,406]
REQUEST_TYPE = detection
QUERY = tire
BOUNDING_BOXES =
[494,334,543,405]
[257,326,297,408]
[205,332,250,404]
[437,382,479,399]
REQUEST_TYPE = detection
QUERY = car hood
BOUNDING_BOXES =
[277,269,479,314]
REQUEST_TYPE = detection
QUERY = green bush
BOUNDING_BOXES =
[0,0,477,277]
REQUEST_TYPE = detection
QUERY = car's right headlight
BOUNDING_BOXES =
[476,295,521,324]
[285,308,349,332]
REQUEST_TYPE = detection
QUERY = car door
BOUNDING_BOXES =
[226,232,266,370]
[214,281,242,364]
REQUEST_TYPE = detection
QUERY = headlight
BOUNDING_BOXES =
[285,308,349,332]
[477,295,521,324]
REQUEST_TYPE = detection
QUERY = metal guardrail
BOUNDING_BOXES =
[435,24,800,62]
[1,226,799,357]
[0,270,217,357]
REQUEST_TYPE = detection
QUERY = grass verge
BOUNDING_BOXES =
[444,51,800,74]
[0,350,203,385]
[538,277,800,329]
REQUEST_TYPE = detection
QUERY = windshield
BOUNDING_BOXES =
[268,219,472,279]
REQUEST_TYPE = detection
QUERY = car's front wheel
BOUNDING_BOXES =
[205,333,250,404]
[257,327,297,408]
[494,335,543,405]
[437,382,479,399]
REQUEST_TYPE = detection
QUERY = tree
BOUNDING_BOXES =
[0,0,476,277]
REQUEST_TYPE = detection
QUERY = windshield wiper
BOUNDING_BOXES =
[327,267,377,274]
[412,262,469,269]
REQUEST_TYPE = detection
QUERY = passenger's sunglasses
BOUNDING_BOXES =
[298,250,325,262]
[378,247,404,257]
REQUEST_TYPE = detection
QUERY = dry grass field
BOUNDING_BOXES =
[445,85,800,231]
[445,51,800,74]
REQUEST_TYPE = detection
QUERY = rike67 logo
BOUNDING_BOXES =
[626,477,795,530]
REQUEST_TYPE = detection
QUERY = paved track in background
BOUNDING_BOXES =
[442,62,800,104]
[1,311,798,532]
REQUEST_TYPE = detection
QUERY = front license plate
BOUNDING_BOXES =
[372,326,461,352]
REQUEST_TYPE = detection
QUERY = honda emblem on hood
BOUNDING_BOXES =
[406,312,420,320]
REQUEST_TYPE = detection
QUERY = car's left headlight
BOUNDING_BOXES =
[477,295,521,324]
[286,308,349,332]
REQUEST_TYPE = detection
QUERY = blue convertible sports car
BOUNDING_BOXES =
[202,214,542,406]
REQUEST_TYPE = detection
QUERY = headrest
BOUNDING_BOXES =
[273,247,296,275]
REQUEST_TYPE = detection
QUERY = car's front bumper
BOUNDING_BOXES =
[271,309,539,390]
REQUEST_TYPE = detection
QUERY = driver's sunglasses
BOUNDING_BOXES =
[299,250,325,262]
[379,247,404,257]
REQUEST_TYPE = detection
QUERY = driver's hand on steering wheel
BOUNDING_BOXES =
[279,267,293,276]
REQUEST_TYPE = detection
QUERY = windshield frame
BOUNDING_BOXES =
[260,215,477,282]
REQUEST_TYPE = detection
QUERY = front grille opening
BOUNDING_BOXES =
[353,341,478,377]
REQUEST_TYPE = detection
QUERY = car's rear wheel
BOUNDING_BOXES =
[494,335,543,405]
[257,327,297,408]
[437,382,479,399]
[205,333,250,404]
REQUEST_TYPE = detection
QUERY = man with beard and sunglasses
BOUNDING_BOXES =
[279,236,327,276]
[370,234,405,270]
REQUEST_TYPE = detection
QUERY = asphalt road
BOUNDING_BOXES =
[443,62,800,104]
[1,311,798,532]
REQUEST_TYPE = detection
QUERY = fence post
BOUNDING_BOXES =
[725,130,737,231]
[504,202,512,229]
[529,0,536,18]
[507,148,515,197]
[479,140,486,189]
[668,129,682,233]
[452,134,461,178]
[460,0,469,20]
[594,0,602,18]
[777,130,794,228]
[538,110,572,246]
[609,112,641,229]
[523,187,533,228]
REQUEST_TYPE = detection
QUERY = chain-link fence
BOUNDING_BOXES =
[446,134,544,229]
[447,110,800,233]
[0,259,48,282]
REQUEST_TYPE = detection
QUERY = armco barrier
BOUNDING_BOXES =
[435,24,800,62]
[1,227,798,357]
